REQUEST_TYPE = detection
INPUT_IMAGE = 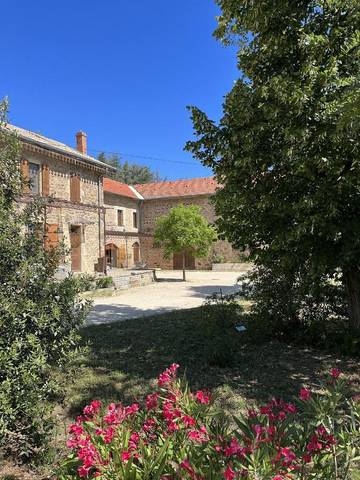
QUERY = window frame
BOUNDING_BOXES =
[132,211,138,228]
[117,209,124,227]
[28,160,41,195]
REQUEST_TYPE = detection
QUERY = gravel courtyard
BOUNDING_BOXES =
[87,270,244,325]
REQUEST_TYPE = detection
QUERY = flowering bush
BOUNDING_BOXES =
[59,365,360,479]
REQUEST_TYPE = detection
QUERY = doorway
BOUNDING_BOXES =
[70,225,81,272]
[173,251,195,270]
[105,243,119,268]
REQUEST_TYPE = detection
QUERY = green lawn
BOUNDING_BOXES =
[65,307,359,419]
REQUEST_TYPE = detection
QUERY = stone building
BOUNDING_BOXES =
[103,177,142,269]
[10,124,113,273]
[103,176,239,270]
[9,123,238,273]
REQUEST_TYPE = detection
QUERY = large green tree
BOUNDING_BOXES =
[154,204,217,281]
[98,152,161,184]
[187,1,360,330]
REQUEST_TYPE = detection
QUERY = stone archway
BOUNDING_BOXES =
[105,243,118,268]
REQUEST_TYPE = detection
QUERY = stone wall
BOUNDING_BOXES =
[105,233,141,268]
[139,195,239,270]
[104,192,139,233]
[21,145,105,273]
[24,150,102,205]
[140,195,215,233]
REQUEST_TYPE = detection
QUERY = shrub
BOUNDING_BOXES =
[239,263,359,355]
[59,365,360,479]
[0,101,90,461]
[200,291,243,367]
[95,276,113,289]
[74,274,96,292]
[212,253,225,264]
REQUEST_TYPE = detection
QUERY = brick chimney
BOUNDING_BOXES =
[76,131,87,155]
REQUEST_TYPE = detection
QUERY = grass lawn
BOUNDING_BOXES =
[2,307,359,480]
[65,307,359,417]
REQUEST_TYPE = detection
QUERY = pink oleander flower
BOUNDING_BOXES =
[280,447,297,466]
[78,465,91,478]
[158,364,180,387]
[69,423,84,436]
[83,400,102,417]
[125,403,140,416]
[330,368,341,379]
[188,425,209,443]
[146,392,159,410]
[299,388,311,401]
[195,390,210,404]
[121,450,131,462]
[103,426,115,444]
[182,415,196,428]
[224,437,245,457]
[307,434,322,453]
[285,403,297,414]
[224,465,236,480]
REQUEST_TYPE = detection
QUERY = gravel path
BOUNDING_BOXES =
[87,270,244,325]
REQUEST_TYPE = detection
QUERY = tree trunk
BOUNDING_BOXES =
[182,251,186,282]
[343,268,360,331]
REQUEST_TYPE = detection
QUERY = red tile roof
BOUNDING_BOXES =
[134,177,218,199]
[103,177,138,199]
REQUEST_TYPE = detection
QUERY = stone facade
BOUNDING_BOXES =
[104,189,240,270]
[104,191,141,269]
[12,124,238,274]
[15,127,111,274]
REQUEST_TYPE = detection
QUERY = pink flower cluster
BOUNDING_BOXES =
[63,367,349,480]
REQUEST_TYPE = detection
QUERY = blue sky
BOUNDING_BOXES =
[1,1,238,180]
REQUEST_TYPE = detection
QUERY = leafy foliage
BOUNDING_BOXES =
[59,365,360,479]
[153,204,217,280]
[98,153,161,185]
[0,99,90,461]
[186,1,360,330]
[200,291,243,367]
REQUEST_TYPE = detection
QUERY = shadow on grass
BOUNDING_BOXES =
[66,307,359,419]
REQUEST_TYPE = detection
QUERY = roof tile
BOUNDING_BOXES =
[134,177,218,199]
[103,177,139,199]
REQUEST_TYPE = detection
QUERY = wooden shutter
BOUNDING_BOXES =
[42,164,50,196]
[21,159,30,193]
[70,174,80,202]
[44,224,59,250]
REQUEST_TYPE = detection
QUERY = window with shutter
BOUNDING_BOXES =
[28,162,40,194]
[42,164,50,196]
[21,159,30,193]
[117,210,124,226]
[70,174,81,202]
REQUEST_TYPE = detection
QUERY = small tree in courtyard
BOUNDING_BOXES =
[154,204,216,281]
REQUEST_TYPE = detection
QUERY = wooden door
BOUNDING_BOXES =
[70,225,81,272]
[173,251,195,270]
[117,245,126,267]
